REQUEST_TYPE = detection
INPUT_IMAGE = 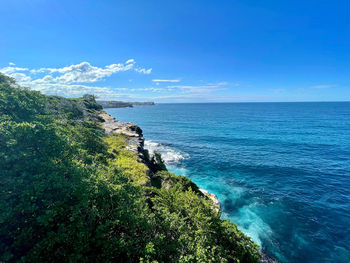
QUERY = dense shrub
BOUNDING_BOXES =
[0,73,261,262]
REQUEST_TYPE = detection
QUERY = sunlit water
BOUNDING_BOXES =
[106,102,350,263]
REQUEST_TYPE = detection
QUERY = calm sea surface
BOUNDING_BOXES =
[106,102,350,263]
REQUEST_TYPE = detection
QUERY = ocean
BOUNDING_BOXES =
[106,102,350,263]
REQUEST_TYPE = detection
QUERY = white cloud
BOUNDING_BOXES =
[152,93,270,103]
[130,87,165,92]
[166,82,228,94]
[0,62,236,102]
[10,73,32,83]
[0,66,28,74]
[29,60,151,83]
[126,82,230,96]
[207,81,229,86]
[152,79,180,83]
[31,75,54,84]
[135,67,152,74]
[9,62,15,66]
[0,60,152,99]
[311,84,337,89]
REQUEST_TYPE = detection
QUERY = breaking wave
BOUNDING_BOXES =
[144,140,189,164]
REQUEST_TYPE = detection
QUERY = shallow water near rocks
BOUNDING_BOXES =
[106,102,350,263]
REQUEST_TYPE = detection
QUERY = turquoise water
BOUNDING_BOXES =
[106,102,350,263]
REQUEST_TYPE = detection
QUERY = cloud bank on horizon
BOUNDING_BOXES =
[1,61,237,102]
[0,60,153,99]
[0,61,341,103]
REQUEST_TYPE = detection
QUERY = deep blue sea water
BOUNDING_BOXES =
[106,102,350,263]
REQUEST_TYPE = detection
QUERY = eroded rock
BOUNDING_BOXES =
[99,111,223,215]
[99,111,147,162]
[199,189,221,214]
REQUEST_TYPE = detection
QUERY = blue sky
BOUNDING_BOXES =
[1,0,349,102]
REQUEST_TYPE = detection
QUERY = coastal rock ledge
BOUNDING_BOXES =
[99,112,223,212]
[99,112,146,161]
[99,111,277,262]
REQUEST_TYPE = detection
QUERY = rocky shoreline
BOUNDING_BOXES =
[99,111,221,211]
[99,111,277,263]
[99,111,148,162]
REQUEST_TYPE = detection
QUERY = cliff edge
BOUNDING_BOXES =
[99,111,223,213]
[1,72,261,262]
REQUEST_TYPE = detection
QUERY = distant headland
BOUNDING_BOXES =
[97,100,155,108]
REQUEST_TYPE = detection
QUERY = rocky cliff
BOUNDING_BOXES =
[99,111,279,262]
[99,112,148,162]
[99,111,222,212]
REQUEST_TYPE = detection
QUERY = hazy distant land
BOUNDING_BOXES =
[97,100,155,108]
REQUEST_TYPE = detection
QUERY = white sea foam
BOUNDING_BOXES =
[217,183,273,249]
[233,203,273,248]
[144,140,189,164]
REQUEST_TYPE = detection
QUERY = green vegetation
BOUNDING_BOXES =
[105,134,150,186]
[0,73,261,262]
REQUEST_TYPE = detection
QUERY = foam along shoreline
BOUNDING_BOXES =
[144,140,189,164]
[99,111,278,262]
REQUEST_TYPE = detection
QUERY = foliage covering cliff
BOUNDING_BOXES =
[0,73,261,263]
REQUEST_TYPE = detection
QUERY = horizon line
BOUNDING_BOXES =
[141,100,350,104]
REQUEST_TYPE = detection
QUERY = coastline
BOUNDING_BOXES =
[99,110,279,263]
[99,111,222,210]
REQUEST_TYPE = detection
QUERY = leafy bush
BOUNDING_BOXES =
[148,152,167,174]
[104,134,150,186]
[0,73,261,262]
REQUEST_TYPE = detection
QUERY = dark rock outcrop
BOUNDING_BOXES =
[99,111,147,162]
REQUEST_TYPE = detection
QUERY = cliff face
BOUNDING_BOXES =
[99,111,222,213]
[99,112,147,161]
[1,73,262,262]
[99,111,276,262]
